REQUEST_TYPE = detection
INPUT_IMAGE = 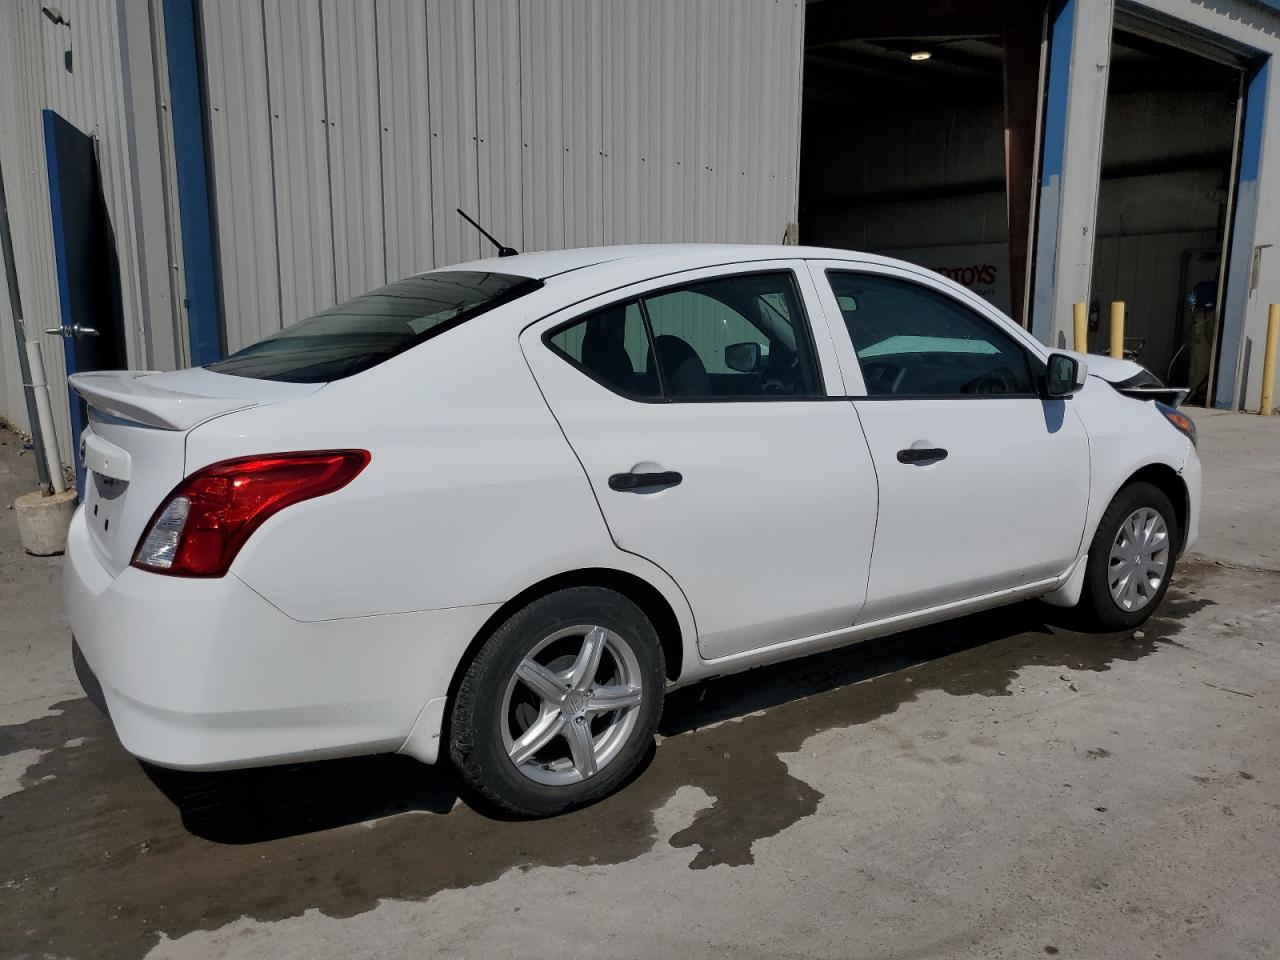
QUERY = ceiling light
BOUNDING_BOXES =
[910,51,932,61]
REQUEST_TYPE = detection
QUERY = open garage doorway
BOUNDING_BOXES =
[1091,22,1242,405]
[799,1,1047,325]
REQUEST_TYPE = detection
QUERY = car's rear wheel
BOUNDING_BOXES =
[448,587,665,817]
[1080,481,1179,630]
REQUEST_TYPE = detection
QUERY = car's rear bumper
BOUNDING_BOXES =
[64,507,496,770]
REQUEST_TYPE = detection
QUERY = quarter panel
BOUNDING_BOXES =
[185,319,692,630]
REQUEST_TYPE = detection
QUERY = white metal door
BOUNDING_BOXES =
[808,260,1091,622]
[521,261,879,660]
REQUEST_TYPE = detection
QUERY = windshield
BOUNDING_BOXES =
[207,271,543,383]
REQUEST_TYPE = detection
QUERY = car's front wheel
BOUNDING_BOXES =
[1080,481,1180,630]
[448,587,665,817]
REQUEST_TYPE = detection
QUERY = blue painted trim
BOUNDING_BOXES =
[1243,0,1280,15]
[1214,57,1270,410]
[1029,0,1075,344]
[41,109,87,495]
[161,0,222,366]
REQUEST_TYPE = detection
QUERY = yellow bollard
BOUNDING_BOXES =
[1110,301,1125,359]
[1073,302,1087,352]
[1261,303,1279,416]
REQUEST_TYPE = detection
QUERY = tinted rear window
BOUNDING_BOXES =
[207,271,542,383]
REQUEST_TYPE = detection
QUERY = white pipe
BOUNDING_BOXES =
[24,338,66,495]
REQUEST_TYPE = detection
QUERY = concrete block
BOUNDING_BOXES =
[14,489,78,556]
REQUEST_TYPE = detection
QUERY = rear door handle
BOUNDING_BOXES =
[608,470,682,492]
[896,447,948,464]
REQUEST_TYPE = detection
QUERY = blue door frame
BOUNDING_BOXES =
[1214,57,1270,409]
[1029,0,1076,345]
[1031,1,1271,408]
[161,0,223,367]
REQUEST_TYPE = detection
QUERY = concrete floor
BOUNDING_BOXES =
[1,411,1278,960]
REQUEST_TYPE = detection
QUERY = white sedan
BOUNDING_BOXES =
[65,245,1201,816]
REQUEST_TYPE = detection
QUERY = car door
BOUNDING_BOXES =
[808,261,1091,623]
[521,261,879,661]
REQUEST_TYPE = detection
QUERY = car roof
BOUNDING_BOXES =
[427,243,900,280]
[418,242,1048,361]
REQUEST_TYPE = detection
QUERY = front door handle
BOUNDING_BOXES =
[608,470,682,492]
[896,447,948,464]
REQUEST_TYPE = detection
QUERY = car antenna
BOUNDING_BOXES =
[456,208,518,258]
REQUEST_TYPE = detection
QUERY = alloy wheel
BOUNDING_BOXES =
[500,624,644,786]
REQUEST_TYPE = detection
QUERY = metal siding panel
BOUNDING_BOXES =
[200,0,280,353]
[426,0,481,266]
[0,0,806,466]
[263,0,335,328]
[599,1,620,243]
[320,0,386,300]
[375,0,436,280]
[519,0,561,253]
[474,0,523,256]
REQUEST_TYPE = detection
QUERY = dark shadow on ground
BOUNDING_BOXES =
[143,753,462,844]
[662,596,1078,737]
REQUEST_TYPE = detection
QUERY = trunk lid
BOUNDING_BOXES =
[69,368,323,575]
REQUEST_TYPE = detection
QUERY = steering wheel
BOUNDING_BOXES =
[962,365,1019,396]
[759,347,801,395]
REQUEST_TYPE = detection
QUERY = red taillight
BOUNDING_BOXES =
[132,450,370,577]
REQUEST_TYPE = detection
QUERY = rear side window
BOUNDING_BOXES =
[208,271,543,383]
[548,301,658,398]
[547,271,821,400]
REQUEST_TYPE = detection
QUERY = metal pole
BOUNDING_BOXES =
[24,339,65,493]
[0,159,53,491]
[1073,302,1088,353]
[1260,304,1279,416]
[1110,301,1125,360]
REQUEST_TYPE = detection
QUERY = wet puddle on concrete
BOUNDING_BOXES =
[0,564,1215,959]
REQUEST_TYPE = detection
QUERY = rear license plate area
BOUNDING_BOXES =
[85,470,128,546]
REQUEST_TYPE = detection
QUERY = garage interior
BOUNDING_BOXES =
[1091,21,1241,404]
[800,0,1045,325]
[800,2,1245,403]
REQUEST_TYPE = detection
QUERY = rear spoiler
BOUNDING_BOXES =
[68,371,257,431]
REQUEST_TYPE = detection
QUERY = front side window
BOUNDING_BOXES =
[547,271,821,400]
[208,271,542,383]
[826,271,1035,397]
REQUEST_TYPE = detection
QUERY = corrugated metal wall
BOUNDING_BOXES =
[0,0,173,467]
[200,0,805,352]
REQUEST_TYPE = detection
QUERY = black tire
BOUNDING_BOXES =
[448,587,665,817]
[1080,481,1180,631]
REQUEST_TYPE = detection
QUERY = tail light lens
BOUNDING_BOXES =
[133,450,370,577]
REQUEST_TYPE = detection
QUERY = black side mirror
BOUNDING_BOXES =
[1044,353,1086,398]
[724,341,762,373]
